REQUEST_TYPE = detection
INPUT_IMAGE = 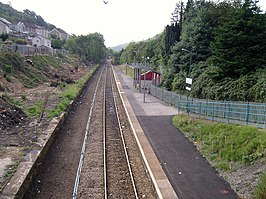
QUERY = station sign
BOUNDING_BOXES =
[186,77,193,85]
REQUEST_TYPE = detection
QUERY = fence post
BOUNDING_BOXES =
[228,102,231,123]
[206,100,208,116]
[199,101,202,118]
[212,102,215,121]
[186,95,190,114]
[171,91,173,105]
[223,102,226,118]
[177,94,180,114]
[246,102,250,125]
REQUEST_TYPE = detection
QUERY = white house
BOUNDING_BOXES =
[0,17,11,34]
[32,35,51,48]
[16,22,26,33]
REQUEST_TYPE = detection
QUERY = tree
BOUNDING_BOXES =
[211,0,266,78]
[52,39,65,49]
[64,33,107,63]
[0,33,8,42]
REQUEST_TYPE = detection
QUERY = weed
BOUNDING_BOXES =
[1,93,22,108]
[47,66,97,119]
[253,172,266,199]
[3,160,20,179]
[5,75,11,82]
[26,100,44,117]
[21,94,26,100]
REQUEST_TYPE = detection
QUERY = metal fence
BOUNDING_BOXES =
[150,84,266,128]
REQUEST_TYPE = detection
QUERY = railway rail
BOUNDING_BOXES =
[23,61,157,199]
[74,62,138,198]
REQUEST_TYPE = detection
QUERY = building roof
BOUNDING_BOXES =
[0,17,11,26]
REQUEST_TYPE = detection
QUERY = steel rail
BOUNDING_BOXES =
[72,66,105,199]
[103,63,108,199]
[109,64,139,199]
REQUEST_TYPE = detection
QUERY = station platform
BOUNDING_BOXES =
[113,65,237,199]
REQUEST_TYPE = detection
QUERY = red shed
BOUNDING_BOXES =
[140,70,161,86]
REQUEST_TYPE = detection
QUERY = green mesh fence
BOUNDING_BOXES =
[150,85,266,128]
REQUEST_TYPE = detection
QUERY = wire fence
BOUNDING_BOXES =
[150,85,266,128]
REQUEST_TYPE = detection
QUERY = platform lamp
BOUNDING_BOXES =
[143,56,149,103]
[181,48,192,113]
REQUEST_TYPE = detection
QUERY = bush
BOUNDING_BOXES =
[3,64,12,74]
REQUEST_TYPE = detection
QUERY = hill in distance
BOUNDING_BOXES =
[110,43,128,52]
[0,1,59,31]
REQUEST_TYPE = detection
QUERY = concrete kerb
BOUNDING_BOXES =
[111,65,178,199]
[1,66,99,199]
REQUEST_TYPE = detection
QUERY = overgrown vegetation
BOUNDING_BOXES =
[47,66,97,118]
[119,0,266,103]
[0,52,80,88]
[26,100,45,118]
[172,114,266,198]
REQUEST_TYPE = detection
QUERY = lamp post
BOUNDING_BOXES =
[182,48,192,113]
[133,50,136,66]
[143,56,149,103]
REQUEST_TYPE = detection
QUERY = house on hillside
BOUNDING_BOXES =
[32,35,51,48]
[0,17,11,34]
[15,22,26,33]
[49,28,70,40]
[23,22,49,38]
[10,21,26,33]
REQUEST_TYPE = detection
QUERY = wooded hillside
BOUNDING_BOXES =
[118,0,266,103]
[0,2,55,29]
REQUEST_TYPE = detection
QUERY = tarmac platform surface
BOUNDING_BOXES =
[113,65,238,199]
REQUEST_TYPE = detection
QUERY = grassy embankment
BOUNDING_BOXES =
[0,51,97,119]
[0,51,97,192]
[172,114,266,198]
[46,66,97,118]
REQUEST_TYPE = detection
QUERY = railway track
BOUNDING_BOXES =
[24,61,157,199]
[74,62,138,198]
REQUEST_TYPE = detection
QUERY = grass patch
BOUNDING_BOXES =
[172,114,266,198]
[1,93,22,108]
[254,172,266,199]
[0,160,21,192]
[3,162,19,178]
[172,114,266,167]
[26,100,45,117]
[120,64,134,78]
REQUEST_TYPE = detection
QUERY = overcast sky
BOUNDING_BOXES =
[1,0,266,47]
